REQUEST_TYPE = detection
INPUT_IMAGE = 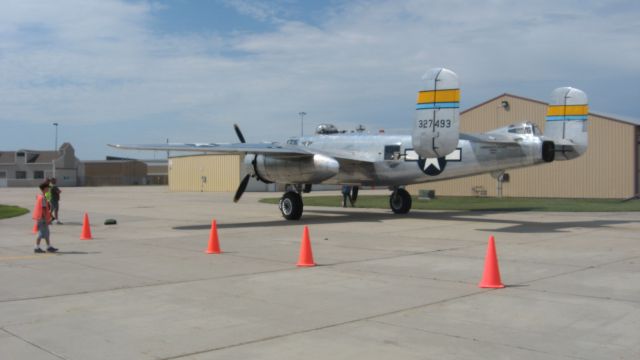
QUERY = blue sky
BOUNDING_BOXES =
[1,0,639,159]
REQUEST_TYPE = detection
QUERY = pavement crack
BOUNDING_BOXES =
[367,319,588,360]
[517,254,640,281]
[509,254,640,304]
[2,327,68,360]
[159,289,490,360]
[0,267,293,303]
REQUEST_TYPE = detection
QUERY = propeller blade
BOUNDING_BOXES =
[233,174,251,203]
[234,124,246,143]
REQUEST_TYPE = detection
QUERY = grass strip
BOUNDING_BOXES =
[0,205,30,219]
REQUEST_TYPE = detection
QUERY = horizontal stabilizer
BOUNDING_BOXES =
[460,133,520,145]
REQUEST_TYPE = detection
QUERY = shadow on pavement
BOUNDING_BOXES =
[54,251,101,255]
[173,208,637,234]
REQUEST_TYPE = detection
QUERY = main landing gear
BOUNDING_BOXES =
[278,185,413,220]
[389,187,412,214]
[279,190,303,220]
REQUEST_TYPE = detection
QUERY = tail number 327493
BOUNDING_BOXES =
[417,119,451,129]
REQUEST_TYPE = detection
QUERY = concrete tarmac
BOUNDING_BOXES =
[1,186,639,359]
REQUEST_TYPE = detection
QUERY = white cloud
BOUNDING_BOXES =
[222,0,283,22]
[1,0,639,158]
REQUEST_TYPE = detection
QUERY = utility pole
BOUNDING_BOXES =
[53,122,59,151]
[298,112,306,137]
[52,122,59,179]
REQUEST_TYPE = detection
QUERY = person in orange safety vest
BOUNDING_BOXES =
[33,182,58,253]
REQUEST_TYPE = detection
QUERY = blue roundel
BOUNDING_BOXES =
[418,157,447,176]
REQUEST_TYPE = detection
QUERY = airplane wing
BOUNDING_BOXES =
[108,142,313,157]
[108,142,379,163]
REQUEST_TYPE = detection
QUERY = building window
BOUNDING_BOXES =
[16,171,27,179]
[34,170,44,179]
[0,171,6,178]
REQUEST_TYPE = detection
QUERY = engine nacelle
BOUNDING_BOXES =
[244,153,339,184]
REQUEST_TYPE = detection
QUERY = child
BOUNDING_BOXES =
[33,182,58,253]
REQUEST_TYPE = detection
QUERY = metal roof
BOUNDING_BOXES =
[463,93,640,127]
[588,111,640,126]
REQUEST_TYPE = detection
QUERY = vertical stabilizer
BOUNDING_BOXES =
[545,87,588,160]
[412,68,460,158]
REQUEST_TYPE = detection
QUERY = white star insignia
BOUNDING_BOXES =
[423,157,440,171]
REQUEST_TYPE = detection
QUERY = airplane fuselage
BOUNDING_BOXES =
[274,128,547,187]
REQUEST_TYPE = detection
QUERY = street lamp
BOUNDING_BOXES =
[53,122,59,151]
[298,112,306,137]
[52,122,59,178]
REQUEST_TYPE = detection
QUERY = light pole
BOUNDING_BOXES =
[53,122,59,151]
[52,122,59,178]
[298,112,306,137]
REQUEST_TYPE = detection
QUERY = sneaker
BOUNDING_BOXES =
[56,221,63,225]
[46,247,58,253]
[34,248,45,253]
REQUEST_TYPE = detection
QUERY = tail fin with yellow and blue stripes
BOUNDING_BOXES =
[544,87,588,160]
[412,68,460,159]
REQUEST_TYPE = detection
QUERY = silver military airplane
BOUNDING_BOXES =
[109,68,589,220]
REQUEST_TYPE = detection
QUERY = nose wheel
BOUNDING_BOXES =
[279,191,303,220]
[389,188,412,214]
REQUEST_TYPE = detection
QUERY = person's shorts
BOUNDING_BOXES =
[37,219,50,239]
[50,200,59,212]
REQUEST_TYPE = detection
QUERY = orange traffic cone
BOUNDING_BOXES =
[297,226,316,267]
[80,213,93,240]
[32,221,38,234]
[205,220,222,254]
[478,235,504,288]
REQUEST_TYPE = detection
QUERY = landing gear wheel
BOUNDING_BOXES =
[389,188,412,214]
[279,191,303,220]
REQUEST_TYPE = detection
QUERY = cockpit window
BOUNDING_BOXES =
[531,124,542,135]
[508,127,526,134]
[508,124,535,135]
[286,139,298,145]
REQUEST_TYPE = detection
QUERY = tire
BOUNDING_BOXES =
[389,188,412,214]
[279,191,303,220]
